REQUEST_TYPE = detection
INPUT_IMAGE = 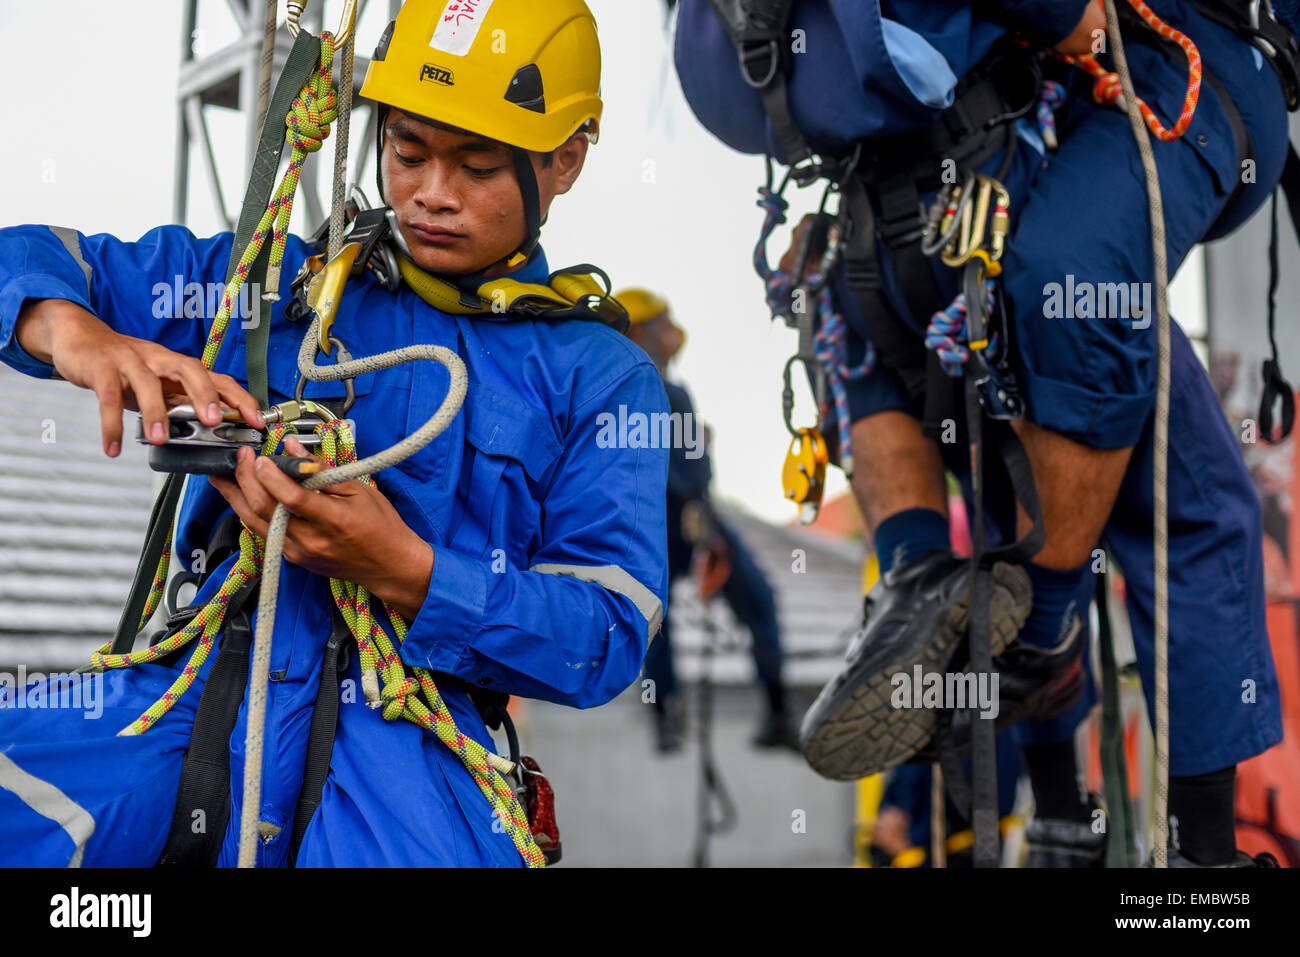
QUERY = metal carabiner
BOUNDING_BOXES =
[782,354,826,437]
[295,336,356,416]
[286,0,357,50]
[942,174,994,267]
[923,171,976,257]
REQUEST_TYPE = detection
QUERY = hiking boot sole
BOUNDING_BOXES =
[800,561,1032,781]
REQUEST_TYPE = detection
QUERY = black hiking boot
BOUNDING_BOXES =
[653,698,685,755]
[752,708,801,751]
[909,613,1088,764]
[799,549,1033,781]
[1025,796,1107,868]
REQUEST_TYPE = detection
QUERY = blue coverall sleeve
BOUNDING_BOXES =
[400,361,671,709]
[0,224,236,376]
[994,0,1090,45]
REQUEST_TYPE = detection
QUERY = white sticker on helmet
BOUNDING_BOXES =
[430,0,497,57]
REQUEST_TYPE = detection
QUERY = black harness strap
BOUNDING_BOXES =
[289,607,352,866]
[109,474,184,656]
[156,579,259,868]
[936,394,1045,867]
[707,0,810,163]
[1260,144,1300,441]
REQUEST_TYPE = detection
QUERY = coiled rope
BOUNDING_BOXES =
[1057,0,1201,143]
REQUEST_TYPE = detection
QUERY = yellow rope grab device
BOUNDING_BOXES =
[92,0,624,868]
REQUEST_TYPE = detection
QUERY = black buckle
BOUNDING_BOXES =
[738,34,783,88]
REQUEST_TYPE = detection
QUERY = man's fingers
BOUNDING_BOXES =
[208,476,270,539]
[155,354,222,426]
[232,447,279,521]
[283,434,319,461]
[119,357,170,445]
[89,369,126,456]
[211,371,264,428]
[252,454,321,518]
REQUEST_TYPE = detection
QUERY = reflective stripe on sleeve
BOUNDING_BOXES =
[0,751,96,867]
[47,225,93,298]
[529,562,664,644]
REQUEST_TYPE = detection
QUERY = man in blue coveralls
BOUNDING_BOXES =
[617,287,800,753]
[675,0,1294,865]
[0,0,668,867]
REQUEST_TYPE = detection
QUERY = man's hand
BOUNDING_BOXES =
[14,298,264,457]
[778,214,824,283]
[208,435,435,621]
[1054,0,1107,55]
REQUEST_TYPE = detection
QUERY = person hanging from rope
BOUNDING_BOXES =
[616,288,801,754]
[674,0,1297,865]
[0,0,667,867]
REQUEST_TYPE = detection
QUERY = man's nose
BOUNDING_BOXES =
[411,162,461,212]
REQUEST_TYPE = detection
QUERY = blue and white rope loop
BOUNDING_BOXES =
[924,280,998,377]
[753,187,875,464]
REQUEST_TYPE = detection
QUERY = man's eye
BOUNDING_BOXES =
[394,151,422,166]
[465,165,504,178]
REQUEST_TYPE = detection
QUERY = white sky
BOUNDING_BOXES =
[0,0,1205,524]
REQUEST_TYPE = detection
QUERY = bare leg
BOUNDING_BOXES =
[1011,420,1133,569]
[848,410,949,535]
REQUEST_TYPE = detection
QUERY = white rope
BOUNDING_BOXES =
[328,27,355,258]
[1102,0,1171,868]
[255,0,277,132]
[237,315,468,866]
[236,10,470,865]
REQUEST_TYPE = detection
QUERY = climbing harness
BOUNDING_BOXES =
[98,2,619,869]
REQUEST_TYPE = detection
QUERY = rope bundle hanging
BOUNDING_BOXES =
[1056,0,1202,143]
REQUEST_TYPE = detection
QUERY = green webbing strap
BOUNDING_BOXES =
[109,474,184,655]
[226,29,323,405]
[104,33,323,657]
[1097,566,1138,867]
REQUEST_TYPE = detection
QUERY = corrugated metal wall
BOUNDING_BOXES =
[0,366,155,672]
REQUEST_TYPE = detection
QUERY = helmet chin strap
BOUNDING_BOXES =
[373,105,545,289]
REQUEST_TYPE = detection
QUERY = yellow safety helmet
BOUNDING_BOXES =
[360,0,604,264]
[614,288,670,326]
[361,0,603,153]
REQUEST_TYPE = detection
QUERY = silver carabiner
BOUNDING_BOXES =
[295,336,356,416]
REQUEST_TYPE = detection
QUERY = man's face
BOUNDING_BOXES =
[379,112,588,278]
[381,113,525,276]
[629,313,684,366]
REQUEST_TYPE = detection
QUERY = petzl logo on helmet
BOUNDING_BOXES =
[420,63,455,86]
[430,0,496,57]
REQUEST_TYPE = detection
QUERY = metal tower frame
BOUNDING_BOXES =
[173,0,399,232]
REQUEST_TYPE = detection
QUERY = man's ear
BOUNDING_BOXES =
[549,132,590,197]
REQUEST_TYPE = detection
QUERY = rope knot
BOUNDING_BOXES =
[380,673,419,721]
[285,35,339,154]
